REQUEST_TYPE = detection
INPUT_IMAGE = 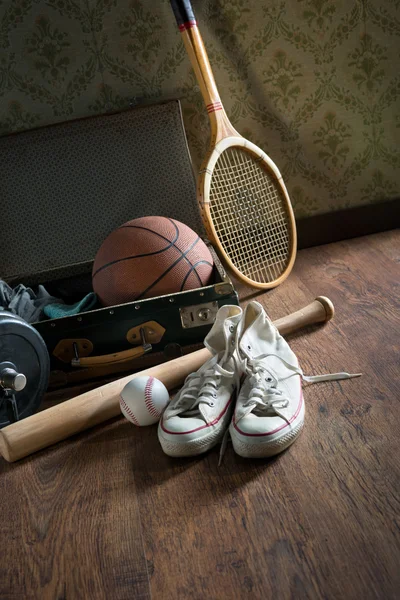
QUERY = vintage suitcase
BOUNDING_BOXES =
[1,100,239,388]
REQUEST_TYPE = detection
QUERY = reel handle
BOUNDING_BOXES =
[0,367,27,392]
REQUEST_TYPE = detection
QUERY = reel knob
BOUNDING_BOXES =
[0,368,27,392]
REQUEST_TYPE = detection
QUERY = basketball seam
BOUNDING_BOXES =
[180,260,214,291]
[92,221,180,279]
[121,219,203,285]
[135,236,201,301]
[92,219,203,283]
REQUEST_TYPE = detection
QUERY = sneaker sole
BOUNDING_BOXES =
[158,425,225,457]
[230,420,304,458]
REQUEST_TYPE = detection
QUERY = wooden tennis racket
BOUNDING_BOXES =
[170,0,297,288]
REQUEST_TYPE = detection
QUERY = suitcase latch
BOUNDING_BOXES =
[180,302,219,329]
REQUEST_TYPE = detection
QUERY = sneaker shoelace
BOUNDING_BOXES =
[241,352,362,424]
[218,353,361,465]
[166,352,243,419]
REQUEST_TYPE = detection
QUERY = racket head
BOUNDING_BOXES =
[198,137,297,289]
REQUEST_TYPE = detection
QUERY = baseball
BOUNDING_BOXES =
[120,376,170,426]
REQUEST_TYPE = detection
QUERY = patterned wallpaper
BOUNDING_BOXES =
[0,0,399,218]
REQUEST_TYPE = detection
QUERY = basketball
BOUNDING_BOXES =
[92,216,214,306]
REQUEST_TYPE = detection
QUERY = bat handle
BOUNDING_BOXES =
[273,296,334,336]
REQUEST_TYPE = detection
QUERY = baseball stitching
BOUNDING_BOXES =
[144,377,161,419]
[120,396,140,426]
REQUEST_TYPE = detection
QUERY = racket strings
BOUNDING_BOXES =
[209,148,291,283]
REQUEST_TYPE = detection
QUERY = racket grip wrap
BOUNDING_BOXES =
[170,0,196,29]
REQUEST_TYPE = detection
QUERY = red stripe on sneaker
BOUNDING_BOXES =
[233,385,303,437]
[160,394,234,435]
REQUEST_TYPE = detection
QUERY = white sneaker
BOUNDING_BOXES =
[229,301,361,458]
[158,305,243,457]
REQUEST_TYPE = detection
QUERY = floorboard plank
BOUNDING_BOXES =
[1,231,399,599]
[134,231,400,600]
[367,229,400,262]
[0,421,151,600]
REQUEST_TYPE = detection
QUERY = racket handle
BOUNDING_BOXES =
[170,0,195,27]
[273,296,334,336]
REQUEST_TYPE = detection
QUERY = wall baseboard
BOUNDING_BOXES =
[296,199,400,249]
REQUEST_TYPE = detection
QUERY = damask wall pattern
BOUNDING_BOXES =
[0,0,398,218]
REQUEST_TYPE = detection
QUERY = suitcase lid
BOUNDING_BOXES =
[1,100,205,284]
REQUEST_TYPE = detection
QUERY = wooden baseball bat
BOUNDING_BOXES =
[0,297,334,462]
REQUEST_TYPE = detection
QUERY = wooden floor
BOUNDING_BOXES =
[1,230,399,600]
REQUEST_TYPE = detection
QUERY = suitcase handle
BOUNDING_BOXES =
[71,344,152,368]
[71,327,153,368]
[53,322,165,366]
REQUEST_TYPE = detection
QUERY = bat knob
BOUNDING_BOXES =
[316,296,335,322]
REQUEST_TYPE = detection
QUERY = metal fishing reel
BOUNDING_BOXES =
[0,311,50,428]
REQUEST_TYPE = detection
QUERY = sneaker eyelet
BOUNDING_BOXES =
[229,325,234,333]
[247,345,251,350]
[267,377,272,382]
[210,401,215,407]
